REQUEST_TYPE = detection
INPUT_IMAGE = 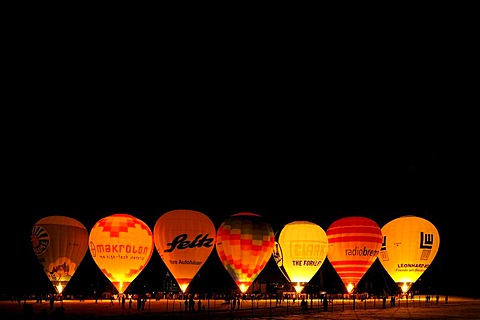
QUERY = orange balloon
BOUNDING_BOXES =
[153,209,216,293]
[31,216,89,294]
[216,212,275,294]
[326,216,383,293]
[89,213,154,294]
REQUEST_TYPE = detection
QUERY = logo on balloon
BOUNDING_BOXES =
[89,242,97,257]
[419,232,435,249]
[290,241,327,259]
[91,243,150,254]
[164,233,214,252]
[32,225,50,255]
[273,243,284,267]
[345,246,379,257]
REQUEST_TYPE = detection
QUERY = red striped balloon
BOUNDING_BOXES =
[326,216,383,293]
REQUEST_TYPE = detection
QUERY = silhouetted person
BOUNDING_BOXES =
[301,298,307,313]
[189,296,194,311]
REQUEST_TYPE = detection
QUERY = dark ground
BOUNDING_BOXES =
[1,296,479,319]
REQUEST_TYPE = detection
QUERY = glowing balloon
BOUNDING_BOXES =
[326,216,383,293]
[89,213,154,294]
[273,221,328,294]
[379,215,440,294]
[153,209,216,293]
[216,212,275,294]
[31,216,89,294]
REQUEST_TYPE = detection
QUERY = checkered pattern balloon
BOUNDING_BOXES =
[216,212,275,293]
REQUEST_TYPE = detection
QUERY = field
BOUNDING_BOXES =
[1,295,479,319]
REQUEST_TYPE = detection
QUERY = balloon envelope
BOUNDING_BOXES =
[31,216,89,294]
[273,221,328,294]
[153,209,216,293]
[89,213,154,294]
[379,215,440,293]
[216,212,275,294]
[326,216,383,293]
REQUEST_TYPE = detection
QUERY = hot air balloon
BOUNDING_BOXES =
[216,212,275,294]
[153,209,216,293]
[31,216,89,294]
[378,215,440,294]
[273,221,328,294]
[326,216,383,294]
[89,213,154,295]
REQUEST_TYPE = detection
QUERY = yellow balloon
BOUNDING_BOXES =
[273,221,328,294]
[31,216,89,294]
[89,213,154,294]
[153,209,216,293]
[379,215,440,294]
